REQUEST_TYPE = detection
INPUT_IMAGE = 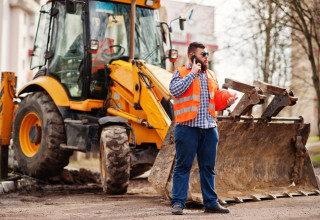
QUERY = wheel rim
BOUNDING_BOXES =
[20,112,42,157]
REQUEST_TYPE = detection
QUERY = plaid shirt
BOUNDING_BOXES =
[169,64,217,129]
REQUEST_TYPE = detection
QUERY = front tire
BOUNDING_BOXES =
[13,91,72,179]
[100,125,130,194]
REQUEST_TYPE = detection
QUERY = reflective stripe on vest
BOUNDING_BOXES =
[209,103,215,111]
[173,94,199,104]
[174,106,198,116]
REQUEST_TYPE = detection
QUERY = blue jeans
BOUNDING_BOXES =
[171,124,219,209]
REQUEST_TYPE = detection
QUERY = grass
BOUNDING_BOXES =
[308,136,320,143]
[309,146,320,167]
[312,155,320,167]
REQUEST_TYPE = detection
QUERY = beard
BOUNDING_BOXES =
[199,60,208,72]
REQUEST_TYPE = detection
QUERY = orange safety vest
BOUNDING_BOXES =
[173,66,219,123]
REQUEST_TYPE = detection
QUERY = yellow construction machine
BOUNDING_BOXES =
[0,0,318,203]
[2,0,178,193]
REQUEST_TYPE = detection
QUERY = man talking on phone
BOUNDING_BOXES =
[169,42,237,215]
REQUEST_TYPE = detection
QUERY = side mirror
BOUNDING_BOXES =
[66,0,77,14]
[89,40,99,54]
[169,49,178,63]
[179,16,186,31]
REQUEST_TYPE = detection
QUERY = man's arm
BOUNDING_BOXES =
[169,69,196,98]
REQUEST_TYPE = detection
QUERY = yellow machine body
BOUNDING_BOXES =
[0,72,16,145]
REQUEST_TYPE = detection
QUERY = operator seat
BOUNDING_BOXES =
[90,37,114,99]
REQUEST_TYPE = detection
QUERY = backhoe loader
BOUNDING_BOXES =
[0,0,318,203]
[3,0,179,193]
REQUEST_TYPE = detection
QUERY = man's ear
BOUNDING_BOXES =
[188,52,195,60]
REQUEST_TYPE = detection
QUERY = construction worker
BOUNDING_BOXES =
[169,42,237,215]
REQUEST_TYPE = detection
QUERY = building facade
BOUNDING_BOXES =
[0,0,42,90]
[160,0,217,71]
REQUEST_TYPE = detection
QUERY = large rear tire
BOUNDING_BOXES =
[100,125,130,194]
[13,91,72,179]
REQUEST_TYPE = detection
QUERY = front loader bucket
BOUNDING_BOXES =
[189,119,320,203]
[150,118,320,204]
[149,79,320,204]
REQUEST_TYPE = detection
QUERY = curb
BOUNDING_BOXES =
[0,181,16,193]
[0,179,35,194]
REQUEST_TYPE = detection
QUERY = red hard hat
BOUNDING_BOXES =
[214,89,237,111]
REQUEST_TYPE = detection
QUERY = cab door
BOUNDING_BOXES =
[48,1,85,99]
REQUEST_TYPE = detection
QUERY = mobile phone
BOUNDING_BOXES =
[191,55,200,64]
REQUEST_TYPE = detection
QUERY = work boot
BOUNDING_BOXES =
[172,204,183,215]
[204,204,230,213]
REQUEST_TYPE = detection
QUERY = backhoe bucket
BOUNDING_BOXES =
[149,79,320,203]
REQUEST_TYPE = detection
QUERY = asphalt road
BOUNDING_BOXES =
[1,176,320,220]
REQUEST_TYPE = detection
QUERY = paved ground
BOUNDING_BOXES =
[0,142,319,219]
[0,177,320,220]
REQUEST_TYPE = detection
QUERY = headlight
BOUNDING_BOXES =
[145,0,154,7]
[169,49,178,59]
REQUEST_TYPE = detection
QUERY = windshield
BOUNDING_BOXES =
[89,1,164,68]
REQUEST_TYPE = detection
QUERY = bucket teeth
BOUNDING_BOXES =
[251,195,261,201]
[284,192,293,198]
[218,198,227,205]
[234,197,243,203]
[299,191,308,196]
[268,194,277,200]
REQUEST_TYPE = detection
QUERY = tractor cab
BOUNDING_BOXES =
[31,0,166,100]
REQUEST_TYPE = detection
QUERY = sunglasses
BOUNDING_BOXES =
[201,52,209,57]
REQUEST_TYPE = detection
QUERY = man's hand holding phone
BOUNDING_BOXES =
[191,55,201,74]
